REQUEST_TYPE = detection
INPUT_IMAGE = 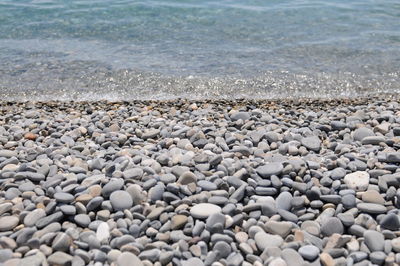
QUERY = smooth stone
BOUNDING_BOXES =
[391,238,400,252]
[321,217,343,236]
[254,231,283,250]
[357,203,387,214]
[110,190,133,211]
[190,203,222,219]
[370,251,386,265]
[214,241,231,258]
[54,192,75,203]
[102,179,124,198]
[74,214,91,227]
[330,168,346,180]
[231,112,250,121]
[361,190,385,204]
[117,252,143,266]
[182,258,205,266]
[171,215,188,230]
[380,213,400,231]
[265,221,292,238]
[47,252,73,265]
[276,191,292,211]
[301,136,321,152]
[24,209,46,227]
[177,171,197,185]
[96,222,110,242]
[344,171,369,191]
[0,150,17,158]
[0,216,19,232]
[298,245,320,261]
[364,230,384,252]
[353,127,375,141]
[256,162,283,178]
[52,232,71,252]
[60,205,76,216]
[282,248,305,265]
[361,136,385,145]
[301,221,321,236]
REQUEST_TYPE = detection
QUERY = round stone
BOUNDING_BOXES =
[74,214,91,227]
[298,245,319,261]
[0,216,19,232]
[24,209,46,227]
[96,222,110,242]
[344,171,370,191]
[110,190,133,211]
[190,203,222,219]
[380,213,400,231]
[254,231,284,250]
[102,179,124,198]
[171,215,188,230]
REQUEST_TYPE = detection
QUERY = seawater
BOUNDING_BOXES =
[0,0,399,100]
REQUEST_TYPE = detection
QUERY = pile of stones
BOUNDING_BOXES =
[1,98,400,265]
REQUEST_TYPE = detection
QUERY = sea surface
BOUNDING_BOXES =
[0,0,399,100]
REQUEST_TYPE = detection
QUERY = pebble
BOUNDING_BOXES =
[256,162,283,178]
[321,217,344,236]
[0,216,19,232]
[110,190,133,211]
[344,171,370,191]
[364,230,384,252]
[190,203,222,219]
[298,245,320,261]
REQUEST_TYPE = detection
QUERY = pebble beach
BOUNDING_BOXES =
[1,97,400,266]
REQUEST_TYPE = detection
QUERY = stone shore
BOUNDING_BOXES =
[1,98,400,266]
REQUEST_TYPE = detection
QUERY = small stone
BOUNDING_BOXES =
[117,252,143,266]
[190,203,222,219]
[47,252,73,265]
[171,215,188,230]
[320,252,335,266]
[24,209,46,227]
[254,231,283,250]
[96,222,110,242]
[0,216,19,232]
[391,237,400,252]
[364,230,384,252]
[344,171,369,191]
[110,190,133,211]
[256,162,283,178]
[299,245,319,261]
[177,171,197,185]
[362,190,385,204]
[54,192,75,203]
[380,213,400,231]
[357,203,387,214]
[321,217,343,236]
[301,136,321,152]
[24,132,37,140]
[353,127,375,141]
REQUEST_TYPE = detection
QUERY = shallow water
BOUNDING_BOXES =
[0,0,399,100]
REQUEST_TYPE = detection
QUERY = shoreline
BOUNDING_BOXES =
[1,97,400,265]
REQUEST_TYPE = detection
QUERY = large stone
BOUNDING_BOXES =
[344,171,369,191]
[321,217,343,236]
[364,230,384,252]
[357,203,387,214]
[380,213,400,231]
[298,245,320,261]
[24,209,46,227]
[265,221,293,238]
[254,231,283,250]
[301,136,321,152]
[47,252,73,265]
[117,252,143,266]
[353,127,375,141]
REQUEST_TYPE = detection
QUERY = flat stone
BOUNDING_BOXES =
[256,162,283,178]
[102,178,124,198]
[353,127,375,141]
[301,221,320,236]
[117,252,143,266]
[231,112,250,121]
[386,152,400,163]
[281,248,305,265]
[0,150,17,158]
[47,252,73,265]
[265,221,292,238]
[254,231,283,250]
[110,190,133,211]
[0,216,19,232]
[321,217,343,237]
[177,171,197,185]
[361,136,385,145]
[54,192,75,203]
[361,190,385,204]
[52,232,71,252]
[142,129,160,140]
[301,136,321,152]
[171,215,188,230]
[357,203,387,214]
[299,245,320,261]
[190,203,222,219]
[182,258,205,266]
[344,171,369,191]
[276,191,292,211]
[364,230,384,252]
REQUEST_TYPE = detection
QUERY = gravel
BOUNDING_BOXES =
[1,98,400,265]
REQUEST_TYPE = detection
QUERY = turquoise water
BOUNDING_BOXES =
[0,0,399,100]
